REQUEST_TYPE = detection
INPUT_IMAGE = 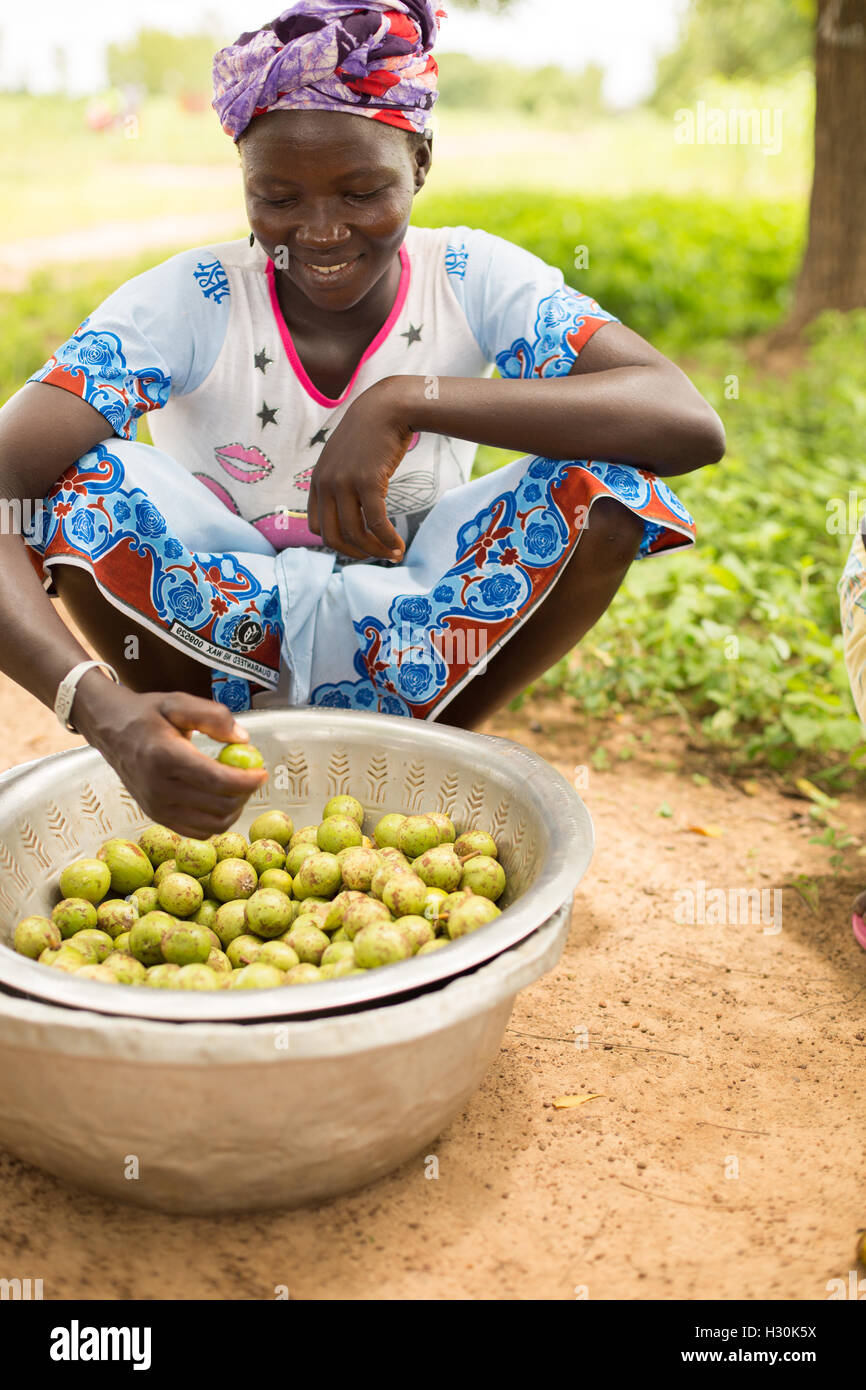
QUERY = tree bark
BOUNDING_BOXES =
[780,0,866,337]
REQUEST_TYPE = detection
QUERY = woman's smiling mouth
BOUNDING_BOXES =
[298,255,362,287]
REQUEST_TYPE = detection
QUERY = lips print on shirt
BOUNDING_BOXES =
[214,443,274,484]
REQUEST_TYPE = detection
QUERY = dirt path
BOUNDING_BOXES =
[0,661,863,1301]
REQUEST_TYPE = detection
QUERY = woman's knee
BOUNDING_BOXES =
[581,496,644,572]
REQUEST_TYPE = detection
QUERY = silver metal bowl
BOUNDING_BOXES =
[0,709,593,1022]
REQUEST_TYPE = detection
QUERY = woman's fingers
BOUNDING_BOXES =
[337,491,397,560]
[360,485,405,558]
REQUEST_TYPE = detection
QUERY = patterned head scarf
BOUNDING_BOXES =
[213,2,446,142]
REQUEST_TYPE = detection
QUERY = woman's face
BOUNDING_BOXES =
[240,109,431,312]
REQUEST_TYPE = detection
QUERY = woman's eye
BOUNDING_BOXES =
[347,189,385,202]
[263,197,297,208]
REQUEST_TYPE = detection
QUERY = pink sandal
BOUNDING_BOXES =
[854,913,866,950]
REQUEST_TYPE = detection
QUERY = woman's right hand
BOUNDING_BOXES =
[72,677,268,839]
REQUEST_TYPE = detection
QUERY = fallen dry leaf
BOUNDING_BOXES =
[552,1093,604,1109]
[687,824,724,837]
[794,777,837,808]
[742,779,761,797]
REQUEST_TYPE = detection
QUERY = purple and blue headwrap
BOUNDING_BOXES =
[212,1,446,142]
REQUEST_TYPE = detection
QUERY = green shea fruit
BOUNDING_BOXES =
[257,868,293,896]
[383,871,428,918]
[321,939,356,966]
[229,961,285,989]
[138,824,180,867]
[226,934,263,968]
[324,889,367,932]
[289,824,319,848]
[249,810,294,846]
[373,812,406,848]
[246,838,286,876]
[50,946,89,972]
[447,896,502,939]
[284,842,321,875]
[98,838,155,894]
[339,847,380,892]
[75,963,119,984]
[14,915,61,959]
[175,837,217,879]
[284,963,321,985]
[370,861,399,901]
[396,815,440,860]
[460,855,506,902]
[157,872,205,919]
[316,815,362,855]
[214,900,251,949]
[413,845,463,893]
[439,889,474,925]
[153,858,178,887]
[69,928,114,963]
[353,921,414,969]
[422,887,448,931]
[284,922,330,966]
[292,852,341,900]
[161,922,213,966]
[144,963,181,988]
[210,857,258,902]
[59,858,111,906]
[103,951,147,984]
[453,830,498,862]
[330,954,362,977]
[342,896,391,941]
[394,914,435,950]
[257,940,300,972]
[52,897,97,938]
[417,938,449,955]
[244,888,294,938]
[296,902,330,932]
[206,947,232,976]
[193,898,220,929]
[38,947,61,967]
[217,742,264,769]
[322,794,364,825]
[212,831,249,861]
[317,963,337,979]
[113,930,132,953]
[427,812,456,844]
[175,963,221,990]
[129,911,174,966]
[129,886,159,915]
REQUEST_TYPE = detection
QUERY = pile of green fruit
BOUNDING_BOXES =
[10,750,507,993]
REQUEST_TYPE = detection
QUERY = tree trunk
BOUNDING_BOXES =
[780,0,866,338]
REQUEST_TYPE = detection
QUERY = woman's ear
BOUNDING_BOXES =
[414,134,433,192]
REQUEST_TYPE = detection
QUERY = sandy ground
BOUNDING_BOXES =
[0,641,864,1301]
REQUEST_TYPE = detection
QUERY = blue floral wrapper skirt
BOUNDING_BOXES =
[24,441,695,717]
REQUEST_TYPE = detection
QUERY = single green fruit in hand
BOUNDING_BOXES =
[292,852,341,900]
[226,934,263,968]
[323,794,364,825]
[50,946,89,973]
[289,824,319,848]
[153,858,177,887]
[157,872,204,919]
[338,846,380,892]
[284,843,320,876]
[245,888,294,938]
[144,963,181,988]
[206,947,232,976]
[59,858,112,905]
[396,815,440,860]
[217,742,264,769]
[342,896,391,940]
[129,911,174,966]
[413,845,463,893]
[95,895,138,939]
[284,922,329,966]
[284,963,321,985]
[210,857,258,902]
[373,812,406,848]
[103,951,147,984]
[246,838,286,876]
[212,831,249,861]
[353,921,414,969]
[249,810,294,846]
[98,838,155,894]
[52,897,98,938]
[258,868,293,896]
[70,928,114,963]
[129,886,159,915]
[175,837,217,879]
[214,900,249,949]
[394,915,435,950]
[427,812,456,844]
[383,871,428,918]
[138,824,180,867]
[193,898,220,929]
[14,915,61,959]
[316,815,362,855]
[453,830,498,862]
[257,940,300,972]
[75,963,119,984]
[230,961,285,989]
[460,855,506,902]
[175,963,221,990]
[321,939,356,966]
[447,896,501,939]
[161,922,212,967]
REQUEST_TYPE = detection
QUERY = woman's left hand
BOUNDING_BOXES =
[307,378,414,561]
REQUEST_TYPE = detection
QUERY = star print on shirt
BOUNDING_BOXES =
[401,323,423,346]
[254,348,273,374]
[257,401,278,428]
[309,427,330,448]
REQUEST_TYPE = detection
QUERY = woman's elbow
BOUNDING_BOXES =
[677,404,726,471]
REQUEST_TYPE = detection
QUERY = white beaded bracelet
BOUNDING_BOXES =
[54,660,120,733]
